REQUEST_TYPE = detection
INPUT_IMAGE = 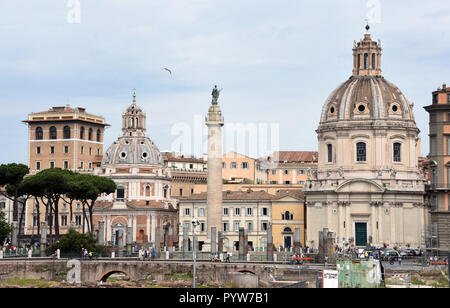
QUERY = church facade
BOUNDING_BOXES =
[304,26,429,249]
[92,93,178,249]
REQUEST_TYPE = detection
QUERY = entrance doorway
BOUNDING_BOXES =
[284,236,292,249]
[355,223,367,246]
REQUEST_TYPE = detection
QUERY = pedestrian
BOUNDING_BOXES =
[152,249,156,260]
[88,251,93,260]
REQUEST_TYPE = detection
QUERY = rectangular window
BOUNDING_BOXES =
[64,146,69,154]
[447,136,450,155]
[223,208,229,216]
[0,202,5,209]
[356,142,367,162]
[50,146,55,154]
[50,161,55,168]
[393,143,401,162]
[36,147,41,154]
[235,208,240,216]
[297,181,305,185]
[89,147,92,155]
[184,208,191,216]
[190,164,194,169]
[198,208,205,217]
[430,136,437,156]
[61,215,68,226]
[261,222,268,231]
[223,223,229,232]
[179,188,183,196]
[230,162,237,169]
[272,170,276,175]
[234,222,240,231]
[246,208,253,216]
[431,195,437,212]
[247,222,253,232]
[298,169,304,175]
[32,215,38,226]
[36,162,41,170]
[75,215,82,226]
[327,144,333,163]
[284,170,290,175]
[80,162,84,169]
[200,222,206,232]
[64,161,69,169]
[284,181,291,185]
[81,146,84,154]
[241,162,249,169]
[262,208,268,216]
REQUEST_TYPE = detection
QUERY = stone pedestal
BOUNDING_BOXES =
[266,225,273,262]
[319,228,336,263]
[97,221,105,246]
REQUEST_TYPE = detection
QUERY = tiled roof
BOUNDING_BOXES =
[271,151,318,163]
[274,190,304,200]
[179,189,276,201]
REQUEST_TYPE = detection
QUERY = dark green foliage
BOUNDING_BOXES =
[0,211,13,244]
[46,228,106,254]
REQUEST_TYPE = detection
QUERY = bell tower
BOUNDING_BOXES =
[352,23,382,77]
[122,90,147,137]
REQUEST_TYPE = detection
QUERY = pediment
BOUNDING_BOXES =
[335,179,385,193]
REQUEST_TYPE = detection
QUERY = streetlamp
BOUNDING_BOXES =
[192,218,200,288]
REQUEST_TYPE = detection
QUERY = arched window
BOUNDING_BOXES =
[283,227,293,233]
[49,126,57,139]
[136,118,139,128]
[35,127,43,140]
[131,118,135,128]
[284,211,292,221]
[364,53,369,70]
[356,142,366,162]
[88,128,93,141]
[96,129,101,142]
[163,185,168,199]
[372,53,376,69]
[327,144,333,163]
[393,143,401,162]
[63,126,71,139]
[145,185,151,197]
[357,54,361,70]
[80,127,85,139]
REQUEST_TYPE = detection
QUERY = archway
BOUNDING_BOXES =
[99,269,134,282]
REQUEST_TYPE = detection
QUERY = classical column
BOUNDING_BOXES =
[205,85,224,252]
[239,228,245,261]
[267,224,273,261]
[151,215,156,243]
[218,231,224,254]
[97,221,105,246]
[211,227,217,254]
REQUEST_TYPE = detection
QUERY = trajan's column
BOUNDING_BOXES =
[205,85,224,252]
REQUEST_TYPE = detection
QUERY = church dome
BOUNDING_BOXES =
[319,27,416,126]
[103,136,162,166]
[320,75,416,123]
[102,91,163,166]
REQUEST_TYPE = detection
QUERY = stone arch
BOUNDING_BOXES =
[236,268,257,275]
[98,269,135,282]
[335,179,385,193]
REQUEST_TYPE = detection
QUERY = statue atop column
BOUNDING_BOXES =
[211,85,222,104]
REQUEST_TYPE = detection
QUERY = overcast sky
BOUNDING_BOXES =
[1,0,449,164]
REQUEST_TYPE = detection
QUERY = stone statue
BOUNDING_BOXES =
[338,167,344,178]
[211,85,222,104]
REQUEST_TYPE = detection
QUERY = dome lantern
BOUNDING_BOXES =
[122,90,147,137]
[352,24,382,77]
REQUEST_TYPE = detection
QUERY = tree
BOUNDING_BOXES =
[0,163,31,235]
[46,228,106,254]
[0,211,13,245]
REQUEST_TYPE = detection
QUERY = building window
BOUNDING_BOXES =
[234,208,240,216]
[447,136,450,155]
[35,127,43,140]
[246,208,253,216]
[200,222,206,232]
[36,146,41,154]
[372,53,376,69]
[50,146,55,154]
[179,188,183,196]
[88,162,92,169]
[356,142,366,162]
[183,222,190,233]
[80,162,84,169]
[241,162,249,169]
[80,126,85,139]
[96,129,101,142]
[116,187,125,199]
[199,208,205,217]
[63,126,71,139]
[64,161,69,169]
[89,147,92,155]
[0,202,5,209]
[261,222,268,231]
[223,208,229,216]
[75,215,82,226]
[81,146,84,154]
[64,145,69,154]
[223,223,229,232]
[230,162,237,169]
[284,170,290,175]
[61,215,68,226]
[298,169,304,175]
[88,128,93,141]
[50,161,55,168]
[261,208,268,216]
[247,222,253,232]
[222,162,226,169]
[184,208,191,216]
[364,53,369,69]
[272,170,276,175]
[298,181,305,185]
[49,126,57,139]
[284,181,291,185]
[431,195,437,212]
[234,222,240,232]
[393,143,401,162]
[36,162,41,170]
[327,144,333,163]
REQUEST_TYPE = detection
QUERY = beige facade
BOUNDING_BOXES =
[305,26,428,249]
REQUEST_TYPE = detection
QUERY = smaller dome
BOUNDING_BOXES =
[103,136,162,166]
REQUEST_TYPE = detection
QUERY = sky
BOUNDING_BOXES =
[0,0,449,164]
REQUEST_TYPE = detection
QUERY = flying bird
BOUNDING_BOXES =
[162,68,172,75]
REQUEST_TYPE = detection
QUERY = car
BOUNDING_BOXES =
[383,250,400,261]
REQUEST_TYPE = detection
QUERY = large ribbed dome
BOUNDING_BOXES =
[320,75,416,123]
